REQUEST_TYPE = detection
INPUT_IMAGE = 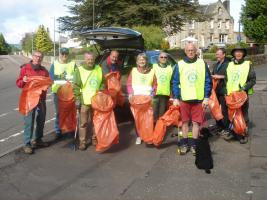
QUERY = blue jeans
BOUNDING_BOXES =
[53,93,61,135]
[23,100,46,146]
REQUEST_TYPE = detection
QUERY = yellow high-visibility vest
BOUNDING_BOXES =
[153,63,173,96]
[132,67,155,95]
[78,65,102,105]
[52,60,76,93]
[226,60,254,95]
[178,59,206,101]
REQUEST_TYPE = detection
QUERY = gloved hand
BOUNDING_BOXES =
[202,98,209,109]
[75,100,81,110]
[173,99,180,106]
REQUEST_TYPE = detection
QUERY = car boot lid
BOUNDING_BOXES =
[81,27,144,50]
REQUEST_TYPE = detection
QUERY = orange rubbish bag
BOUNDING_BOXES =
[129,95,154,144]
[57,83,76,133]
[19,76,52,116]
[209,79,223,121]
[225,91,248,135]
[153,105,182,147]
[105,72,125,106]
[91,91,119,152]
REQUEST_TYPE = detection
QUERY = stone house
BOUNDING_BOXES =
[168,0,235,49]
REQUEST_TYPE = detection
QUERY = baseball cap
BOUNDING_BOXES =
[60,48,69,55]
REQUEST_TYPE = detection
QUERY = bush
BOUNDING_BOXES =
[132,25,165,50]
[203,53,217,61]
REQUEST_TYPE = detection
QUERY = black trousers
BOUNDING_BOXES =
[153,95,169,122]
[216,95,229,129]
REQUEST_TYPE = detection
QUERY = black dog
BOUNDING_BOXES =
[195,128,213,174]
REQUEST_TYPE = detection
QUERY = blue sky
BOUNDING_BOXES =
[0,0,245,44]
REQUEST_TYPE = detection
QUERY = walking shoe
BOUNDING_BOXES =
[92,138,97,146]
[190,145,196,156]
[219,129,230,137]
[179,145,189,155]
[78,143,87,151]
[135,137,142,145]
[23,146,33,154]
[32,139,50,148]
[223,132,234,141]
[239,136,248,144]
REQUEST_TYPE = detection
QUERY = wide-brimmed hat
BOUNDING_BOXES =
[231,46,247,57]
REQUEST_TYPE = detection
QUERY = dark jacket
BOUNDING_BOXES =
[212,57,230,96]
[226,58,256,93]
[101,56,122,76]
[172,56,212,102]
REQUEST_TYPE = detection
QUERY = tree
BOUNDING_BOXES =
[133,25,164,50]
[241,0,267,43]
[21,33,35,54]
[0,33,11,55]
[59,0,207,35]
[35,25,53,53]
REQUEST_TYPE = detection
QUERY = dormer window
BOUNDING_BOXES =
[218,7,222,15]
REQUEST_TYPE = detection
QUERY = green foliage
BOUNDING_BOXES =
[161,40,170,50]
[59,0,208,35]
[21,33,35,54]
[208,45,218,53]
[0,33,11,55]
[203,53,217,61]
[241,0,267,43]
[35,25,53,53]
[132,25,164,50]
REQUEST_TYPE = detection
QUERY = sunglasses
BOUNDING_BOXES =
[160,56,167,59]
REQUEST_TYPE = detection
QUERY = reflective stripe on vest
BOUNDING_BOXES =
[178,59,206,101]
[52,60,76,93]
[153,64,173,96]
[226,61,253,95]
[132,67,155,95]
[78,65,102,105]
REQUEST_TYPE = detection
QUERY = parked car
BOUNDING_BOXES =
[82,27,178,121]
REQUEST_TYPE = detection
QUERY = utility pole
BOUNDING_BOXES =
[53,16,56,59]
[58,20,61,55]
[93,0,95,29]
[31,32,34,55]
[238,20,241,42]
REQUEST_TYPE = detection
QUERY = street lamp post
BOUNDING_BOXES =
[93,0,95,29]
[53,16,56,59]
[238,20,241,42]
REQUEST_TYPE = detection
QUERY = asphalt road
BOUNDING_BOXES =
[0,55,55,157]
[0,56,267,200]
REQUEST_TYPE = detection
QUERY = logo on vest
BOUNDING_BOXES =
[187,71,198,84]
[89,78,99,88]
[158,74,167,84]
[231,71,241,83]
[140,76,147,84]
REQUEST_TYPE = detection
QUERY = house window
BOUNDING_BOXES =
[209,34,213,42]
[225,20,230,29]
[218,7,222,15]
[210,19,214,29]
[189,20,195,29]
[218,20,222,29]
[219,34,227,43]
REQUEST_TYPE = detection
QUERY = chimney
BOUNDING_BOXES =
[223,0,230,13]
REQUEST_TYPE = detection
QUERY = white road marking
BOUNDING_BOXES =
[0,112,9,118]
[0,117,55,143]
[13,108,19,111]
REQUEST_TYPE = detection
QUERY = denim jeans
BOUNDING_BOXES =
[53,93,61,135]
[23,99,46,146]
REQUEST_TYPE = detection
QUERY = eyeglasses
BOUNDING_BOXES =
[160,56,167,59]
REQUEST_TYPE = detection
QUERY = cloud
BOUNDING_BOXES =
[0,0,72,43]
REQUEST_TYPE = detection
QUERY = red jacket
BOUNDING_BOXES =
[16,62,49,99]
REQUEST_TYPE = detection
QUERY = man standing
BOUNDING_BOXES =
[49,48,76,139]
[153,52,173,121]
[211,48,230,135]
[101,50,121,75]
[172,43,212,155]
[224,46,256,144]
[16,51,50,154]
[73,52,104,150]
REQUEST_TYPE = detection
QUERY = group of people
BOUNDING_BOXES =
[16,42,256,155]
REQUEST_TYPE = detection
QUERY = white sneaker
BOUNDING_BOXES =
[135,137,142,145]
